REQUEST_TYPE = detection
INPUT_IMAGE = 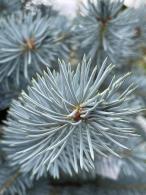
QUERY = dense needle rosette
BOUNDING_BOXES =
[3,57,141,178]
[0,11,70,85]
[76,0,140,65]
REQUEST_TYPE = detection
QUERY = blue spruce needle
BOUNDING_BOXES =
[3,57,142,178]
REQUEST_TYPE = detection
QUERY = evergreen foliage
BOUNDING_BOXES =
[76,0,142,66]
[0,11,70,85]
[3,58,141,179]
[94,137,146,179]
[0,163,32,195]
[0,76,29,111]
[0,0,146,194]
[0,80,19,111]
[0,0,22,17]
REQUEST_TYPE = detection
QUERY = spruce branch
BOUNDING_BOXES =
[0,11,70,85]
[76,0,141,66]
[2,57,142,179]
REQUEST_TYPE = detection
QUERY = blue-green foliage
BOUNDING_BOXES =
[0,6,71,109]
[0,0,22,17]
[94,138,146,179]
[0,78,24,111]
[0,163,32,195]
[2,57,141,179]
[76,0,141,66]
[0,11,70,85]
[133,7,146,47]
[0,1,146,195]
